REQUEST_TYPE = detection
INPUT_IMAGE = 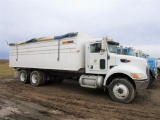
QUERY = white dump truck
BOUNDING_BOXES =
[9,32,149,103]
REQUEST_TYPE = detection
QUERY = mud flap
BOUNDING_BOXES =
[14,70,20,79]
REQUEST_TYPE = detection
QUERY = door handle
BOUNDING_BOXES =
[107,55,110,59]
[90,65,93,69]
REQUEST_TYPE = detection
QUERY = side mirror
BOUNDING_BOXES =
[102,38,106,50]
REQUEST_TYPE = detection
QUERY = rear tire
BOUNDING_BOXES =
[19,70,30,84]
[108,78,135,103]
[30,71,46,86]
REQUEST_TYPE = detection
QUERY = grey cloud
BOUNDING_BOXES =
[0,0,160,58]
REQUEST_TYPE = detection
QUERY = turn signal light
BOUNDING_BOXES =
[130,73,147,79]
[130,73,139,79]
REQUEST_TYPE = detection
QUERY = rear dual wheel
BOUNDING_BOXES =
[19,70,30,84]
[30,71,46,86]
[19,70,46,86]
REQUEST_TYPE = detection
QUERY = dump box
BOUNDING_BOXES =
[9,33,94,71]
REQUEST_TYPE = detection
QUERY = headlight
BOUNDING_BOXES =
[130,73,147,79]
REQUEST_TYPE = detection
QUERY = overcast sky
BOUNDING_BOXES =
[0,0,160,58]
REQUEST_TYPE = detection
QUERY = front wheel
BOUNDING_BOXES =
[108,78,135,103]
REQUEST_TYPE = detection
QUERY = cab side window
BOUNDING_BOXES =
[90,43,101,53]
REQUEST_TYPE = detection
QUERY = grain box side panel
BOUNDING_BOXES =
[9,39,80,71]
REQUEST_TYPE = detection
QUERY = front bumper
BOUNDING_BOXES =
[134,79,150,90]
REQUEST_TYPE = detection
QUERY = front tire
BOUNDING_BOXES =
[108,78,135,103]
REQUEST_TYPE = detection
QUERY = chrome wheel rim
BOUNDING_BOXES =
[32,74,38,84]
[20,73,25,82]
[113,83,129,100]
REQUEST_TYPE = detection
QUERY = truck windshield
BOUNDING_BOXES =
[108,43,117,53]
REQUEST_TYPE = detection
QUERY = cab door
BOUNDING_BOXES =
[88,42,108,71]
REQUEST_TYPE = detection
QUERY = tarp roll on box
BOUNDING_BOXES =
[9,32,78,46]
[9,32,94,71]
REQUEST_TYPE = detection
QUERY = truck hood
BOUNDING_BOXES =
[115,54,148,73]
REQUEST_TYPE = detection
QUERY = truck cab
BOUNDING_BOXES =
[9,33,150,103]
[80,38,149,103]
